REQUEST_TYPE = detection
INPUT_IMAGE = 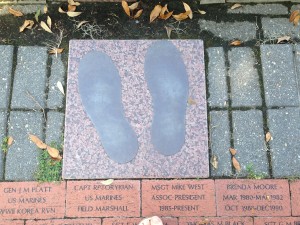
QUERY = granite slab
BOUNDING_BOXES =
[63,40,208,179]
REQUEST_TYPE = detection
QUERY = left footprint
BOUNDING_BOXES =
[78,51,138,163]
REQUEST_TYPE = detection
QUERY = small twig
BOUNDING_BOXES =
[26,91,46,122]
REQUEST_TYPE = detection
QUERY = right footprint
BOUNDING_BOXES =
[144,41,189,156]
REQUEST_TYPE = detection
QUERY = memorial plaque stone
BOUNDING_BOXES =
[290,180,300,216]
[179,217,253,225]
[63,40,208,179]
[0,182,65,219]
[254,217,300,225]
[215,180,291,216]
[103,217,178,225]
[26,218,102,225]
[142,180,216,217]
[66,180,140,217]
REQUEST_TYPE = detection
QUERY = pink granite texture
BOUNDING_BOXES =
[63,40,208,179]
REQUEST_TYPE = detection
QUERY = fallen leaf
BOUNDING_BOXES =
[29,134,47,149]
[294,15,300,26]
[232,156,241,172]
[7,137,14,147]
[150,5,162,23]
[229,147,237,156]
[101,179,114,185]
[290,10,299,22]
[165,26,173,39]
[210,154,218,170]
[277,36,291,43]
[46,146,60,159]
[172,11,190,21]
[47,16,52,29]
[76,20,89,29]
[68,5,76,12]
[67,11,82,17]
[68,0,80,6]
[128,2,139,11]
[27,20,34,29]
[265,132,272,142]
[40,21,52,33]
[49,48,64,55]
[19,20,31,32]
[230,3,242,10]
[9,7,23,17]
[159,5,173,20]
[198,9,206,15]
[133,9,143,19]
[183,2,193,19]
[230,40,242,46]
[44,5,48,14]
[56,81,65,95]
[188,98,196,105]
[35,9,41,21]
[122,1,131,17]
[58,7,66,13]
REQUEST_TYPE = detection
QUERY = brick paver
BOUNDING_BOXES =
[142,180,216,217]
[0,182,65,219]
[0,112,7,180]
[45,111,64,144]
[179,217,253,225]
[0,221,24,225]
[66,180,140,217]
[215,179,291,216]
[254,217,300,225]
[103,217,178,225]
[26,219,102,225]
[290,180,300,216]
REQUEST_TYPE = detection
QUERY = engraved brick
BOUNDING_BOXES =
[0,220,24,225]
[26,218,101,225]
[66,180,140,217]
[290,180,300,216]
[254,217,300,225]
[103,217,178,225]
[179,217,253,225]
[142,180,216,217]
[0,182,65,219]
[215,180,291,216]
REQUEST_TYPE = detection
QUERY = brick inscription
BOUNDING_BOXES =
[254,217,300,225]
[0,182,65,219]
[103,217,178,225]
[26,218,102,225]
[290,181,300,216]
[142,180,216,217]
[66,180,140,217]
[216,180,291,216]
[0,220,24,225]
[179,217,253,225]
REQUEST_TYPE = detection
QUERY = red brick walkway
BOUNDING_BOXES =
[0,179,300,225]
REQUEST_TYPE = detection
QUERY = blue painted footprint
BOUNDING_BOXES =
[78,51,138,164]
[144,41,189,156]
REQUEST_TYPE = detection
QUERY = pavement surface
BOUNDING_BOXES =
[0,2,300,224]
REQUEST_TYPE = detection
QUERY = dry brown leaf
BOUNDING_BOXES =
[172,11,190,21]
[232,156,241,172]
[210,154,218,170]
[9,7,23,17]
[265,132,272,142]
[46,146,60,159]
[230,40,242,46]
[160,11,173,20]
[128,2,139,11]
[133,9,143,19]
[198,9,206,15]
[49,48,64,54]
[44,5,48,14]
[122,1,131,17]
[183,2,193,19]
[67,11,82,17]
[7,137,14,147]
[68,0,80,6]
[188,98,196,105]
[229,147,237,156]
[27,20,34,29]
[47,16,52,29]
[290,10,299,22]
[230,3,242,10]
[58,7,66,13]
[101,179,114,185]
[19,20,31,32]
[159,5,173,20]
[40,21,52,33]
[68,5,76,12]
[56,81,65,95]
[277,36,291,43]
[29,134,47,149]
[165,26,173,39]
[150,5,162,23]
[294,15,300,26]
[76,20,89,29]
